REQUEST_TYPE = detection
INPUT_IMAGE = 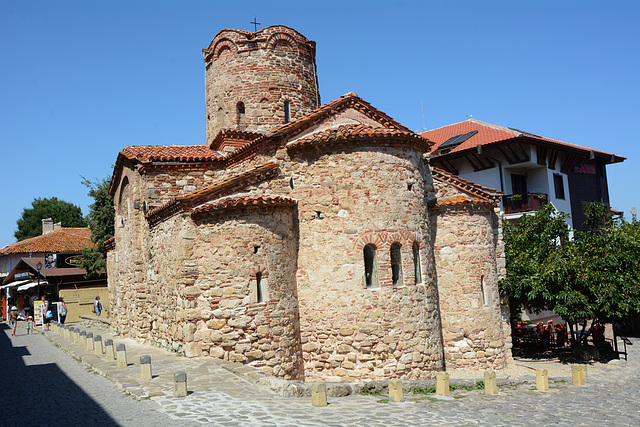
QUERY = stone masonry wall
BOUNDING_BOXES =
[278,144,444,381]
[143,204,303,380]
[431,203,512,370]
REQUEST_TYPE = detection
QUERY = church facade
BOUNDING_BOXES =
[106,25,512,381]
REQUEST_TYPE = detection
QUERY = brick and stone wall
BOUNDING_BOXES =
[279,143,444,381]
[204,25,320,143]
[430,176,512,369]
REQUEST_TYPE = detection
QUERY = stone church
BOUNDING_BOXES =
[106,25,512,382]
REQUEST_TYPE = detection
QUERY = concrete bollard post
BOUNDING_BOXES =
[388,379,402,402]
[436,372,450,396]
[572,365,584,385]
[116,344,127,368]
[173,372,187,398]
[104,339,116,361]
[311,382,327,407]
[64,326,70,340]
[94,335,103,356]
[86,332,94,351]
[484,370,498,395]
[79,331,87,347]
[73,328,79,344]
[140,355,152,380]
[536,369,549,391]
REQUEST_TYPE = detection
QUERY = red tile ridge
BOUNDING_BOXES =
[192,194,297,215]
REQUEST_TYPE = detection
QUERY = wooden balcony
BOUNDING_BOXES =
[502,192,548,214]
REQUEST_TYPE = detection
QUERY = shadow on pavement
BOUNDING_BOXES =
[0,323,120,425]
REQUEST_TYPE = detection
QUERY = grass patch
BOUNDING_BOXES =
[413,386,436,395]
[361,388,383,396]
[376,399,389,404]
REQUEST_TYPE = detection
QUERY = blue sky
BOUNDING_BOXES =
[1,0,639,248]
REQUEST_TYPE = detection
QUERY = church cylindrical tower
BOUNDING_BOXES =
[203,25,321,143]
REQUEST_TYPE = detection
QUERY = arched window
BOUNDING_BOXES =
[412,241,422,285]
[363,244,379,288]
[390,242,403,287]
[284,101,290,124]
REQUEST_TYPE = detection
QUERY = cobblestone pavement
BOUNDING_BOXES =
[4,320,640,426]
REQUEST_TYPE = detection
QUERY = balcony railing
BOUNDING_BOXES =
[502,192,548,214]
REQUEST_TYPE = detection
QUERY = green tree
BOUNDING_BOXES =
[500,203,640,346]
[77,176,115,277]
[15,197,87,241]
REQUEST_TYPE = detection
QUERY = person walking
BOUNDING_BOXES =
[9,305,19,336]
[41,295,51,331]
[93,296,102,316]
[59,297,68,324]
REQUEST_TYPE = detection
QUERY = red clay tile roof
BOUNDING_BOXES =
[0,228,92,255]
[431,167,501,204]
[421,119,624,162]
[122,145,224,163]
[434,195,497,208]
[286,124,432,151]
[192,195,297,214]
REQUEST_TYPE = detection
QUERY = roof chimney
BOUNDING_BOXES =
[42,218,54,235]
[54,222,62,231]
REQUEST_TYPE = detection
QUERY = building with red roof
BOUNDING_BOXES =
[1,219,107,322]
[421,119,625,230]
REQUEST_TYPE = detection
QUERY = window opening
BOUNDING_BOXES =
[412,242,422,285]
[236,102,246,128]
[256,272,263,303]
[390,242,403,286]
[363,244,378,288]
[284,101,290,123]
[553,174,565,200]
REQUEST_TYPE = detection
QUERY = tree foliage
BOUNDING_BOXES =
[15,197,87,241]
[500,203,640,345]
[77,177,115,277]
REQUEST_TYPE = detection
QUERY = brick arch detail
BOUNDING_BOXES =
[353,230,425,251]
[250,264,269,280]
[265,32,297,51]
[212,38,238,58]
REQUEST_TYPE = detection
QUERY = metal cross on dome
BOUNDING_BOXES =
[250,16,261,32]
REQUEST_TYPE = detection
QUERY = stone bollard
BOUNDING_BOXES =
[86,332,94,351]
[311,382,327,407]
[79,331,87,347]
[582,365,588,379]
[436,372,450,396]
[73,328,79,344]
[105,339,116,361]
[388,379,402,402]
[64,326,70,340]
[572,365,584,386]
[173,372,187,398]
[94,335,103,356]
[536,369,549,391]
[140,355,152,380]
[484,370,498,396]
[116,344,127,368]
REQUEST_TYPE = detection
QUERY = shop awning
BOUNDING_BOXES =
[0,279,30,290]
[17,282,42,292]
